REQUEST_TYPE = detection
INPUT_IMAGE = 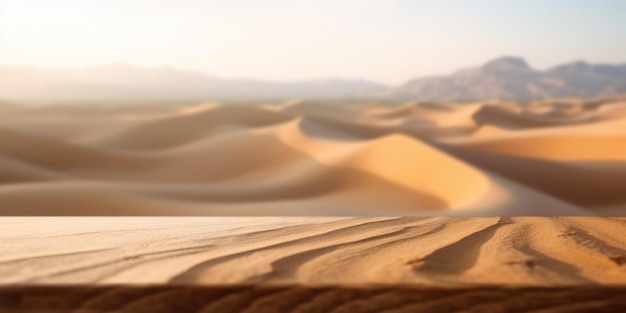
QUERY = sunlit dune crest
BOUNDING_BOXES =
[0,97,624,216]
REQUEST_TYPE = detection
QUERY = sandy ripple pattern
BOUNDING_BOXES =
[1,217,625,286]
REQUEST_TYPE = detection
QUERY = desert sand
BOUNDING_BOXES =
[0,97,625,215]
[3,217,626,285]
[1,217,626,312]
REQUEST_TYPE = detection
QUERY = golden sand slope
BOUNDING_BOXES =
[0,97,625,215]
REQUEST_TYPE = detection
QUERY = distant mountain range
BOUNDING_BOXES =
[1,57,626,102]
[386,56,626,100]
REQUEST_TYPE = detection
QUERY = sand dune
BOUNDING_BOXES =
[90,104,295,150]
[0,97,625,215]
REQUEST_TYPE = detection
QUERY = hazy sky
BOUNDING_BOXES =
[1,0,625,84]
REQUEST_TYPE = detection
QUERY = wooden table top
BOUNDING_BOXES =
[1,217,625,312]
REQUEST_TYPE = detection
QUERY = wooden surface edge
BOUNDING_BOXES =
[1,285,626,313]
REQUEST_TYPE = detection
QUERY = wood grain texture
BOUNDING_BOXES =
[2,286,626,313]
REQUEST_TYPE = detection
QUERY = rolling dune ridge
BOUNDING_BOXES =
[0,97,625,215]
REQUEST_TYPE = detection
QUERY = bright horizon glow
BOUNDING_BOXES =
[1,0,625,84]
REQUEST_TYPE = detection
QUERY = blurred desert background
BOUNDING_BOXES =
[1,0,625,216]
[1,91,625,216]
